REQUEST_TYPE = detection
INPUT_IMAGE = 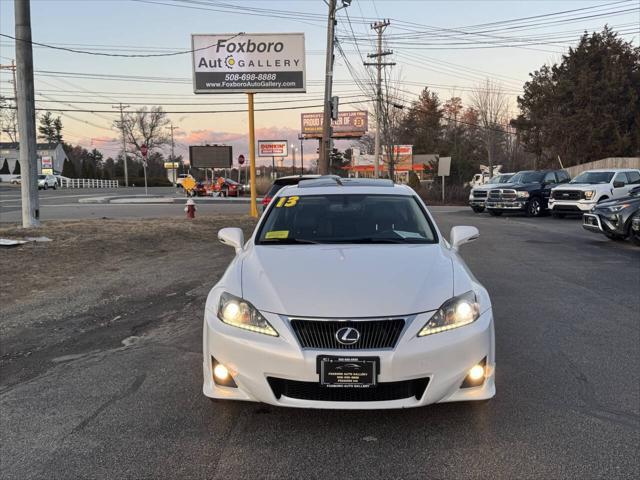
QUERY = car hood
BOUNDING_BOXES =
[241,244,454,318]
[503,182,540,190]
[554,183,598,190]
[595,195,640,209]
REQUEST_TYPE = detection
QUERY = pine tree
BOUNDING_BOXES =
[0,158,9,174]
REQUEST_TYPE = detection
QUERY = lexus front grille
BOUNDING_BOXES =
[290,318,405,350]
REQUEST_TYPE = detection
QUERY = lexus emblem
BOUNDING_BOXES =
[335,327,360,345]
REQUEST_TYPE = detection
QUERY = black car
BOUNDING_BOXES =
[583,185,640,243]
[485,169,571,217]
[261,175,320,211]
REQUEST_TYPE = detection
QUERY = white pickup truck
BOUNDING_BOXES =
[549,168,640,217]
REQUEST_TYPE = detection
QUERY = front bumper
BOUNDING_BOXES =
[203,309,495,409]
[485,200,527,211]
[583,211,627,235]
[549,199,596,213]
[469,198,486,207]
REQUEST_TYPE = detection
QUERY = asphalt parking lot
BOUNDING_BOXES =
[1,207,638,479]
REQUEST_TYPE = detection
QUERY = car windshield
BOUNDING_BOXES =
[257,194,437,244]
[38,175,46,179]
[570,171,614,184]
[508,171,545,184]
[488,174,513,184]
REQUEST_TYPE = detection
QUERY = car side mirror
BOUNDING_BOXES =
[613,181,625,188]
[218,227,244,253]
[450,226,479,251]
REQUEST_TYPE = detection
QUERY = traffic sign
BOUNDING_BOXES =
[238,154,245,165]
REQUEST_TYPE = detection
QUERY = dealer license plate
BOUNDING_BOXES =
[318,356,378,388]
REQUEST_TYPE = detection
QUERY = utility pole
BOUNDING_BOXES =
[319,1,352,175]
[298,134,304,173]
[14,0,39,227]
[112,103,129,187]
[364,20,394,179]
[319,0,337,175]
[166,124,179,187]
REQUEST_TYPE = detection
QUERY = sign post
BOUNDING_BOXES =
[438,156,451,203]
[247,94,258,216]
[140,144,149,196]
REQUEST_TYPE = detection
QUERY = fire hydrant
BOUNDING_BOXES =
[185,198,196,219]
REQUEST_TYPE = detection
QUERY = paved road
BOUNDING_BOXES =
[0,186,253,221]
[1,208,638,479]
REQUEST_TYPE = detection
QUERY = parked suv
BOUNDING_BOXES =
[549,169,640,217]
[37,174,57,190]
[485,169,570,217]
[583,185,640,242]
[468,173,514,213]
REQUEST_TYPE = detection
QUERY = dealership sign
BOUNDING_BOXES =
[258,140,288,157]
[301,111,368,138]
[41,155,53,170]
[192,33,306,93]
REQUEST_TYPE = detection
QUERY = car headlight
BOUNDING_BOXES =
[418,291,480,337]
[607,204,630,213]
[516,191,529,198]
[217,292,278,337]
[583,190,595,200]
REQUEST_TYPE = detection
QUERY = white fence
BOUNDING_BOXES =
[59,178,119,189]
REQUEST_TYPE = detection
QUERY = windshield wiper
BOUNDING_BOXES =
[260,238,319,244]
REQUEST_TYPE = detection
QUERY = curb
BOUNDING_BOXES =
[78,195,261,205]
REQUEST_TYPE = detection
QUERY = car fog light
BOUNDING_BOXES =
[461,358,487,388]
[468,364,484,381]
[214,363,229,380]
[212,357,237,388]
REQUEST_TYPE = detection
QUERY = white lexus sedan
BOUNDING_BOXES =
[203,177,495,409]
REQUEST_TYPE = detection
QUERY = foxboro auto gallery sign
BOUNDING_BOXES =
[192,33,306,93]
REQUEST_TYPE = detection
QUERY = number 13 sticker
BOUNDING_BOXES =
[276,196,299,208]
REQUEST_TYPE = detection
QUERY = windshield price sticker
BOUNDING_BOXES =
[265,230,289,239]
[275,196,299,208]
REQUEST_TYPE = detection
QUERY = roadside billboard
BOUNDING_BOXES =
[301,111,368,138]
[258,140,288,157]
[189,145,233,168]
[192,33,306,94]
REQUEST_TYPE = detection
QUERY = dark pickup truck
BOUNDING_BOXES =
[485,169,571,217]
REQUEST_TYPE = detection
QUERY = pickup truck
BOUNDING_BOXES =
[549,168,640,217]
[468,173,515,213]
[485,169,571,217]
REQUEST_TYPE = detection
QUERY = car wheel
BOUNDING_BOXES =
[471,206,485,213]
[488,210,502,216]
[631,230,640,246]
[526,197,542,217]
[52,183,57,190]
[552,212,565,218]
[43,184,48,190]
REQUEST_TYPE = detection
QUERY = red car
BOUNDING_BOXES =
[213,178,243,197]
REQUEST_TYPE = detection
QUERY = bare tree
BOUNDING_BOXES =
[114,106,170,160]
[0,95,18,142]
[471,79,509,178]
[379,69,407,181]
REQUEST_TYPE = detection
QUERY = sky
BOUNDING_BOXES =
[0,0,638,165]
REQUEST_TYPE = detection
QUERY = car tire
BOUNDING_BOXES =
[488,210,502,216]
[631,230,640,246]
[552,212,565,218]
[526,197,542,217]
[52,183,57,190]
[471,206,485,213]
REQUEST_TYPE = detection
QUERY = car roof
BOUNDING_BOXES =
[279,177,414,196]
[273,174,321,185]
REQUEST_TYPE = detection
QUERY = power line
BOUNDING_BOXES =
[0,32,244,58]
